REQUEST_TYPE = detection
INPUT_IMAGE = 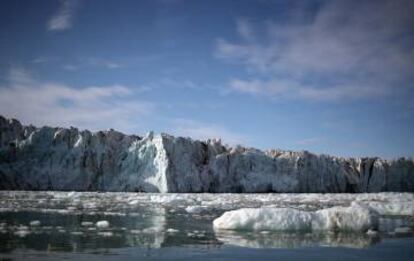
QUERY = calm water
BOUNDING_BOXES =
[0,191,413,260]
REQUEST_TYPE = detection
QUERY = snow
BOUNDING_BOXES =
[1,115,413,193]
[213,205,378,232]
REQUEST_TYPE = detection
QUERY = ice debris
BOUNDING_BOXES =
[394,227,412,234]
[96,220,110,228]
[29,220,41,226]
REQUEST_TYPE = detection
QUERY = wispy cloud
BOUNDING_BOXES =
[85,58,124,69]
[169,119,248,146]
[0,68,154,133]
[216,0,414,102]
[63,57,125,71]
[47,0,78,31]
[295,137,322,146]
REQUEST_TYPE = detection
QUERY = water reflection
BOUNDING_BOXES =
[214,230,380,249]
[0,207,167,253]
[0,191,413,254]
[2,208,410,253]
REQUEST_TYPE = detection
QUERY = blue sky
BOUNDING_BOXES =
[0,0,413,158]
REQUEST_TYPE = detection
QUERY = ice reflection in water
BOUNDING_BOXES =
[215,231,380,249]
[0,191,413,254]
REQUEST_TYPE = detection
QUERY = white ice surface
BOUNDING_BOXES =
[96,220,110,228]
[2,116,413,193]
[213,205,378,232]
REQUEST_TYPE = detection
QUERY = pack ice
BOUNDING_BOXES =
[1,115,413,192]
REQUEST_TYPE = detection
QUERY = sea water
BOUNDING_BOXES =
[0,191,413,260]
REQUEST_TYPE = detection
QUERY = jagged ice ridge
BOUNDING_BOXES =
[0,115,413,192]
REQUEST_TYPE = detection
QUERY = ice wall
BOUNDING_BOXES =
[1,115,413,192]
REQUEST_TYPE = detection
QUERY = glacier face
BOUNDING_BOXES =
[0,115,413,192]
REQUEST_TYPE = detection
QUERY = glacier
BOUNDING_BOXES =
[0,115,413,192]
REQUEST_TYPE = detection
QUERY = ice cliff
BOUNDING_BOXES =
[0,115,413,192]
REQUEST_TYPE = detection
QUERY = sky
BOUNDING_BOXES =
[0,0,413,158]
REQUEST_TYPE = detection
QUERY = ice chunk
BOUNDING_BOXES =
[128,199,139,205]
[142,226,163,233]
[14,230,31,237]
[213,205,378,232]
[97,231,113,237]
[366,229,379,237]
[96,220,110,228]
[81,221,94,227]
[29,220,41,226]
[213,208,314,231]
[394,227,412,234]
[353,201,414,216]
[166,228,179,233]
[314,205,377,232]
[185,206,206,214]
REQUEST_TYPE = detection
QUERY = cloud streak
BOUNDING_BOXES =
[47,0,78,31]
[169,119,248,146]
[63,58,125,71]
[0,68,154,133]
[216,0,414,102]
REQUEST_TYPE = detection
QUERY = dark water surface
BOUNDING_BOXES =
[0,191,413,260]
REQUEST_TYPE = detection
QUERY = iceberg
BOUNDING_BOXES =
[213,205,378,232]
[1,115,413,192]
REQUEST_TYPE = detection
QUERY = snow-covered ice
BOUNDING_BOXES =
[1,115,413,193]
[213,204,377,232]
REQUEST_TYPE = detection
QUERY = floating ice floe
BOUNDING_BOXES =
[96,220,110,228]
[394,227,412,234]
[166,228,179,233]
[213,205,378,232]
[185,206,206,214]
[353,201,414,216]
[29,220,41,226]
[81,221,94,227]
[97,231,113,237]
